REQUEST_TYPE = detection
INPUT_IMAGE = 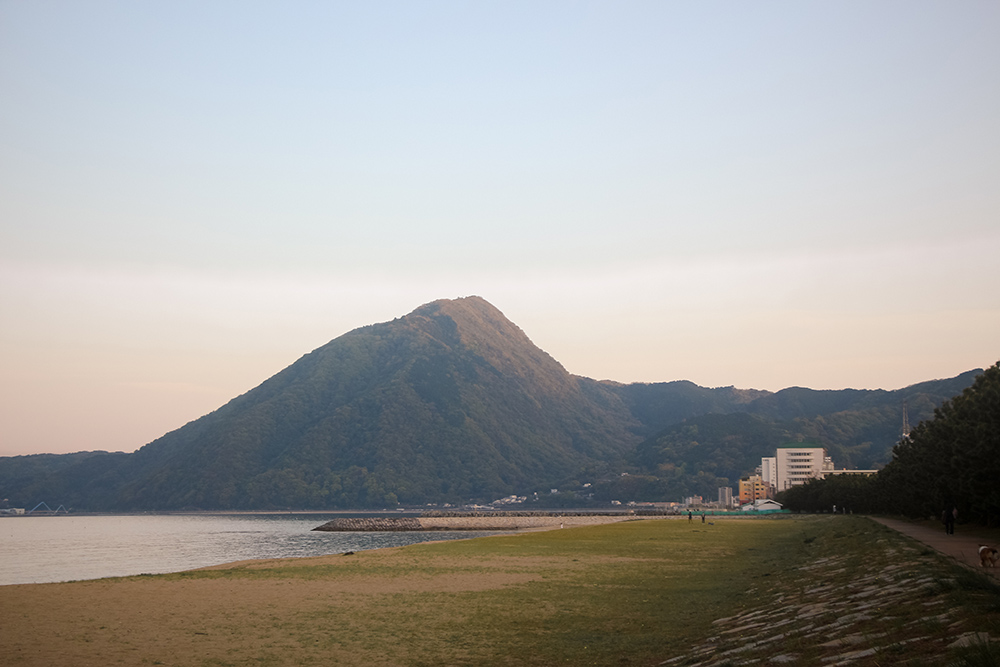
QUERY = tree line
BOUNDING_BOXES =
[778,362,1000,526]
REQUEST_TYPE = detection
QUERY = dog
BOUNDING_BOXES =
[978,545,999,568]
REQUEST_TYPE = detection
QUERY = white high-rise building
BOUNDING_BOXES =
[775,446,831,492]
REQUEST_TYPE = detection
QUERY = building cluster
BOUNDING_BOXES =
[477,444,879,513]
[687,488,781,512]
[735,445,877,504]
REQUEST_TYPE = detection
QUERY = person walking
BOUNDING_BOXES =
[943,507,956,535]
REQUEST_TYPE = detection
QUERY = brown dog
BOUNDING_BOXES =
[978,545,998,567]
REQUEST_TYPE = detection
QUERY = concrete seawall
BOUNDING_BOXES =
[313,514,647,532]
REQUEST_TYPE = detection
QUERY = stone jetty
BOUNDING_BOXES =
[313,517,426,531]
[313,511,652,532]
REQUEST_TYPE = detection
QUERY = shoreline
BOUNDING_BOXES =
[313,513,654,532]
[0,507,649,517]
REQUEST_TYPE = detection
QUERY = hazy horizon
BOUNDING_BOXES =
[2,2,998,456]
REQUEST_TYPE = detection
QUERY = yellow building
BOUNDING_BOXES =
[739,475,768,504]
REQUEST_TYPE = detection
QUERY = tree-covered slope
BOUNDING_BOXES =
[0,451,130,510]
[20,297,640,510]
[624,371,982,501]
[737,371,981,421]
[606,381,771,437]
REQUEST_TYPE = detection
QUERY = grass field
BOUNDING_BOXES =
[2,515,999,666]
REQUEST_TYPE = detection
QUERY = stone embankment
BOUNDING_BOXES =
[313,512,647,532]
[656,518,999,666]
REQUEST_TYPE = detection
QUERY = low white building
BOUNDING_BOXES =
[742,499,784,512]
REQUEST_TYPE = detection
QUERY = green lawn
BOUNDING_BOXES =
[158,516,891,665]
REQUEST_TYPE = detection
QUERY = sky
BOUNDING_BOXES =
[1,1,998,457]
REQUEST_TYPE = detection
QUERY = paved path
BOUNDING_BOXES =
[871,517,1000,579]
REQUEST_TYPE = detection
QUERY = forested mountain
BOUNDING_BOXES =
[3,297,639,510]
[0,296,984,510]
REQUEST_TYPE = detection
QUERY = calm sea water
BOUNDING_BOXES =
[0,514,497,586]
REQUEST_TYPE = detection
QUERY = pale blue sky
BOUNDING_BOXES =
[2,1,998,455]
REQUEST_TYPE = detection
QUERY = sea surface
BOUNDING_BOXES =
[0,513,498,586]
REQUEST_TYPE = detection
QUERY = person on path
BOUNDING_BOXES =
[943,507,956,534]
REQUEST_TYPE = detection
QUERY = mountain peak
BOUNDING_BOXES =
[403,296,568,389]
[408,296,519,341]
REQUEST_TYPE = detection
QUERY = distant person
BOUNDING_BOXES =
[688,511,692,522]
[701,513,706,523]
[943,507,956,535]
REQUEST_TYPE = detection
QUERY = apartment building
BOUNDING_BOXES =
[774,446,832,491]
[738,475,769,504]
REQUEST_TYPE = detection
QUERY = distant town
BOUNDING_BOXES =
[470,444,878,515]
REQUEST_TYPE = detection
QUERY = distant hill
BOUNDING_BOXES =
[0,451,130,510]
[605,381,770,437]
[0,296,983,510]
[621,371,982,500]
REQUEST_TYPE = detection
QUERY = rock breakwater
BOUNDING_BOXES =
[313,512,649,532]
[312,517,425,532]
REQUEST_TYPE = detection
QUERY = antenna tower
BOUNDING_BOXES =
[901,401,911,440]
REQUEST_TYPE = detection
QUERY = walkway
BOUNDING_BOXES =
[870,517,1000,579]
